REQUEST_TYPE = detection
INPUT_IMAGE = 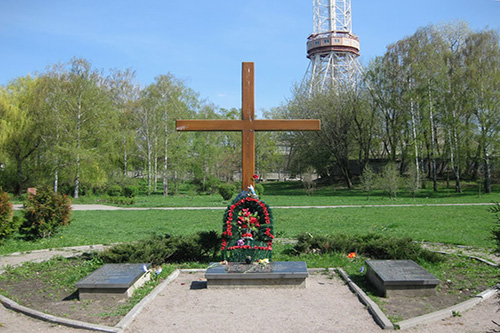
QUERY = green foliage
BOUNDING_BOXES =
[255,183,264,197]
[360,164,376,198]
[218,183,236,201]
[0,188,19,239]
[104,196,136,205]
[98,231,221,266]
[489,203,500,252]
[20,187,72,239]
[193,176,221,194]
[378,163,401,199]
[107,185,123,197]
[290,233,443,263]
[123,185,139,198]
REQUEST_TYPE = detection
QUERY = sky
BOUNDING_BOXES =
[1,0,499,113]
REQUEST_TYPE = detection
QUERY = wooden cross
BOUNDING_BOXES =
[176,62,321,190]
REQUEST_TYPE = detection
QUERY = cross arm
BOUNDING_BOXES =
[176,119,321,132]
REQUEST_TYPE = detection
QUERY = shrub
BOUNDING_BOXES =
[378,163,401,199]
[107,185,123,197]
[291,232,442,263]
[255,183,264,197]
[360,164,376,199]
[218,183,236,201]
[104,196,136,205]
[490,203,500,253]
[0,187,19,239]
[194,176,221,194]
[99,231,221,266]
[20,187,72,239]
[123,185,139,198]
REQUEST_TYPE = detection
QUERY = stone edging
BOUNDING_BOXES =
[1,247,498,332]
[337,267,395,330]
[336,262,499,330]
[0,293,118,332]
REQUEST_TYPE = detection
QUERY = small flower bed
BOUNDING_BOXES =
[221,191,274,262]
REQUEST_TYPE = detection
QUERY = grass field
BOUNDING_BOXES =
[69,181,500,207]
[0,204,496,255]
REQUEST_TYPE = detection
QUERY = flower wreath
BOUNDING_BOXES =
[221,192,274,262]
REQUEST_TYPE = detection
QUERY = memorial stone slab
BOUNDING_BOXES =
[76,263,151,300]
[205,261,308,288]
[366,260,439,297]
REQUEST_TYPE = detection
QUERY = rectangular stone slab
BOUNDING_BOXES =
[366,260,439,297]
[76,263,151,300]
[205,261,308,288]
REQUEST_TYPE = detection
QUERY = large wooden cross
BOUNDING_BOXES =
[176,62,321,190]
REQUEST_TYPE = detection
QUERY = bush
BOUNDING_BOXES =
[98,231,221,266]
[104,196,136,205]
[123,185,139,198]
[291,232,442,263]
[218,183,236,201]
[20,187,72,239]
[255,183,264,197]
[490,203,500,253]
[107,185,123,197]
[0,187,19,239]
[194,176,221,194]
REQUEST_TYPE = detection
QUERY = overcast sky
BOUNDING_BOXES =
[1,0,499,112]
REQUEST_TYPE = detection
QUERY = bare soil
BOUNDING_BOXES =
[0,263,494,327]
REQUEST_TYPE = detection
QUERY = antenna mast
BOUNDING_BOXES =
[304,0,362,93]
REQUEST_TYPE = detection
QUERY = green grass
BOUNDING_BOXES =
[66,181,500,208]
[0,204,495,255]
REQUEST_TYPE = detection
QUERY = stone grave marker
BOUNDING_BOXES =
[205,261,308,288]
[366,260,439,297]
[76,263,151,300]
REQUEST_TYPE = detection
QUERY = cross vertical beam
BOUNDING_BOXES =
[241,62,255,190]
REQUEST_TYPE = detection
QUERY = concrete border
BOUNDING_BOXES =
[396,286,499,330]
[337,267,395,330]
[115,269,180,332]
[1,245,499,332]
[0,293,118,332]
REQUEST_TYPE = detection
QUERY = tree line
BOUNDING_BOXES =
[0,58,281,196]
[1,22,499,196]
[276,22,500,193]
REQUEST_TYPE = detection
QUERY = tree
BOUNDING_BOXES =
[0,77,44,195]
[53,58,116,198]
[462,30,500,193]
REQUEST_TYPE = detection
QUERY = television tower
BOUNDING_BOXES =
[303,0,362,93]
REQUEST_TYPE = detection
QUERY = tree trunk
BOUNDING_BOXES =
[428,86,437,192]
[163,110,168,196]
[147,138,152,196]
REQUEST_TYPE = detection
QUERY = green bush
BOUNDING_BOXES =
[490,203,500,253]
[255,183,264,197]
[107,185,123,197]
[99,231,221,266]
[104,196,136,205]
[20,187,72,239]
[291,232,442,263]
[123,185,139,198]
[0,187,19,239]
[194,176,221,194]
[218,183,236,201]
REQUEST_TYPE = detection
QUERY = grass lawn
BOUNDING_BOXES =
[66,181,500,208]
[0,204,496,255]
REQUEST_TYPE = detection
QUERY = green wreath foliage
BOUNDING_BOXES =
[221,192,274,262]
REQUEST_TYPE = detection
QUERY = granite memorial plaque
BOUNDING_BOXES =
[366,260,439,297]
[205,261,308,288]
[76,263,151,300]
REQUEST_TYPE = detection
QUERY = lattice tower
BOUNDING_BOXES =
[303,0,363,93]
